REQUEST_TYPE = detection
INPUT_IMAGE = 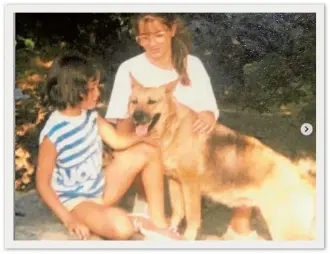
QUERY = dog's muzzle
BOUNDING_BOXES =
[132,110,161,137]
[132,110,152,137]
[132,110,151,125]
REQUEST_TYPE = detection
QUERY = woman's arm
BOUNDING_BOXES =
[191,57,219,120]
[193,111,216,134]
[188,56,219,133]
[105,62,131,122]
[104,61,137,134]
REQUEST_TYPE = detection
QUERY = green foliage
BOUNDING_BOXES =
[227,52,315,113]
[16,35,35,49]
[242,54,294,111]
[15,13,316,113]
[24,38,35,49]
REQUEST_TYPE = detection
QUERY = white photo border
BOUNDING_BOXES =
[4,3,325,250]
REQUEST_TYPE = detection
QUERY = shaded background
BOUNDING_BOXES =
[15,13,316,111]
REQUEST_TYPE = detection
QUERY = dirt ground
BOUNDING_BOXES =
[14,101,316,241]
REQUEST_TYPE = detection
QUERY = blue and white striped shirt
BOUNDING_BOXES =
[39,110,104,204]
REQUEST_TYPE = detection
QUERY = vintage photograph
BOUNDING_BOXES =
[7,4,323,249]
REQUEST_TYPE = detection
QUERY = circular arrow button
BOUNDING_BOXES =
[301,123,313,136]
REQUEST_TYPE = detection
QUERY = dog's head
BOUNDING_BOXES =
[128,73,179,137]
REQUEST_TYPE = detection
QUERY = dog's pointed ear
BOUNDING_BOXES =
[129,72,143,89]
[164,78,180,94]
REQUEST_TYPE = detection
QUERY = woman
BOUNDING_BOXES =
[105,13,256,240]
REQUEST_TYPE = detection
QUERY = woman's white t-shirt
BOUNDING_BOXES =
[105,53,219,121]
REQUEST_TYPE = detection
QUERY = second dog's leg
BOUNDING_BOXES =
[230,206,253,234]
[221,206,264,240]
[181,180,201,240]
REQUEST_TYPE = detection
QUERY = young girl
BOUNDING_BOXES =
[36,52,181,240]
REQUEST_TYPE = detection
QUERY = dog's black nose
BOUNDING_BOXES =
[133,110,149,124]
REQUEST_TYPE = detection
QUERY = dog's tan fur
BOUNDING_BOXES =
[128,75,316,241]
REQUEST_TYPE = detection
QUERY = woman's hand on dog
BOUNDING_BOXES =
[193,111,216,135]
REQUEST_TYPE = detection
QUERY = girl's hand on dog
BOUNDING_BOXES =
[193,111,216,135]
[63,215,90,240]
[143,130,161,147]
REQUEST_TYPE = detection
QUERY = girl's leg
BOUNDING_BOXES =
[103,143,167,229]
[71,201,135,240]
[72,200,182,241]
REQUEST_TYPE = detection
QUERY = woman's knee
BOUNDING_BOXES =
[113,144,157,169]
[133,143,161,161]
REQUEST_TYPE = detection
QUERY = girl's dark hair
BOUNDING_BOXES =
[131,13,192,86]
[45,51,99,110]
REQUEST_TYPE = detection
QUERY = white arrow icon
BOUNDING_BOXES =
[301,123,313,136]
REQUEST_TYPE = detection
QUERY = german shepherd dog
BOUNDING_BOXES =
[127,74,316,241]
